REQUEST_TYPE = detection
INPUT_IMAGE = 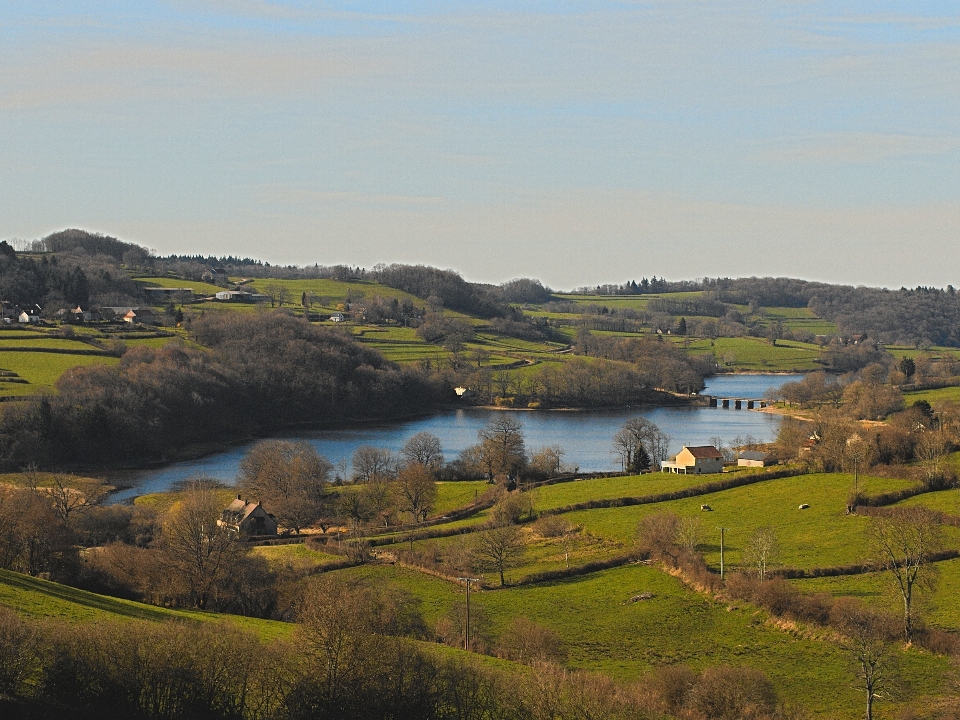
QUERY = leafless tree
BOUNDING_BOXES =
[916,429,950,482]
[676,516,705,552]
[530,445,565,478]
[636,512,681,567]
[43,474,108,526]
[400,432,444,475]
[612,417,670,473]
[743,526,779,582]
[474,521,526,586]
[159,481,241,609]
[238,440,332,534]
[394,463,437,523]
[477,416,526,479]
[361,478,395,527]
[495,616,566,665]
[831,598,898,720]
[867,506,944,642]
[351,446,396,484]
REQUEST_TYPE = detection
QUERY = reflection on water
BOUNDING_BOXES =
[109,374,800,502]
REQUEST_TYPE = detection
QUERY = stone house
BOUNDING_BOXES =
[218,496,278,537]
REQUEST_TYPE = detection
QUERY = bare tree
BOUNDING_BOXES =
[830,598,898,720]
[394,463,437,523]
[612,418,669,473]
[361,478,395,528]
[43,474,108,526]
[477,417,526,480]
[867,507,944,642]
[831,598,898,720]
[742,526,779,582]
[351,446,395,484]
[916,430,950,482]
[474,521,526,586]
[160,481,241,609]
[495,616,566,665]
[636,512,681,567]
[400,432,444,475]
[530,445,565,478]
[676,516,705,552]
[238,440,332,534]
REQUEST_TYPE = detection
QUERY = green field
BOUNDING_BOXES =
[0,351,119,394]
[0,568,291,640]
[904,385,960,405]
[335,562,946,718]
[134,276,225,295]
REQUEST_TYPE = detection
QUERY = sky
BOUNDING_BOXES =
[2,1,960,290]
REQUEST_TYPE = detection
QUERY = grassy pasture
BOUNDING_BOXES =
[561,473,917,569]
[336,563,946,718]
[886,345,960,362]
[0,337,102,350]
[792,555,960,632]
[244,278,425,309]
[251,542,343,571]
[904,385,960,405]
[434,481,489,515]
[134,276,224,295]
[0,351,119,394]
[0,568,292,640]
[708,337,821,372]
[134,487,240,514]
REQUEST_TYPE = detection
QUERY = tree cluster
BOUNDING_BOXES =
[0,313,440,470]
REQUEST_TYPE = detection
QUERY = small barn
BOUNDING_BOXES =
[738,451,774,468]
[660,445,724,474]
[218,496,278,537]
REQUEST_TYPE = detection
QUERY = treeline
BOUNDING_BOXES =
[0,241,138,310]
[0,313,439,469]
[572,333,713,393]
[0,590,799,720]
[371,264,507,318]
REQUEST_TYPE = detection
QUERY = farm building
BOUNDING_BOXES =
[738,451,774,467]
[215,290,252,302]
[660,445,724,474]
[218,496,278,537]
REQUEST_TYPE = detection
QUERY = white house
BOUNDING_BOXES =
[660,445,724,474]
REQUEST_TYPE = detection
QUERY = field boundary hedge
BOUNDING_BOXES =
[540,467,808,516]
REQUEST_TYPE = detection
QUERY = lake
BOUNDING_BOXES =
[108,373,799,502]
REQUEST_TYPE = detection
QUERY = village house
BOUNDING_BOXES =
[218,496,278,537]
[738,451,774,468]
[660,445,724,474]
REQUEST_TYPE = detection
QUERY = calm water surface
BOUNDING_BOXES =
[109,374,799,502]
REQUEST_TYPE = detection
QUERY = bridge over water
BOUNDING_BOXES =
[701,395,769,410]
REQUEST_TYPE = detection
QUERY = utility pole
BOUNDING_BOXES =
[457,577,480,651]
[717,527,727,580]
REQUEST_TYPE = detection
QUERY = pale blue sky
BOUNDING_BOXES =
[3,1,960,289]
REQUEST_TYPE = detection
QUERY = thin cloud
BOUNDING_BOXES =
[761,133,960,163]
